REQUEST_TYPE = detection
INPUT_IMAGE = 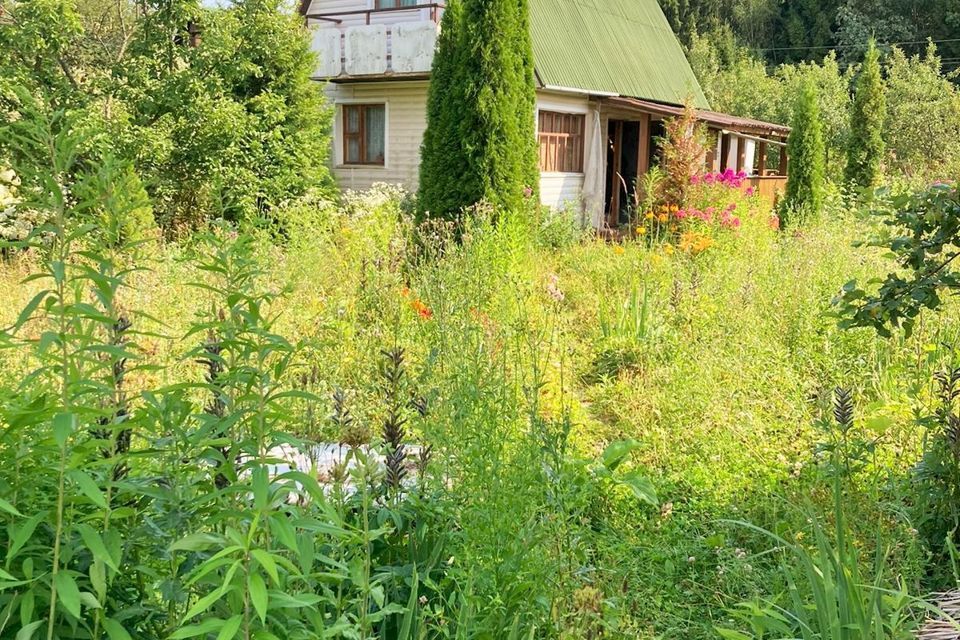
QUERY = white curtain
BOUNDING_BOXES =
[581,108,605,229]
[365,105,386,164]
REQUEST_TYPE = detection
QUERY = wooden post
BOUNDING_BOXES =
[778,140,788,176]
[736,136,746,173]
[637,113,651,178]
[757,140,767,176]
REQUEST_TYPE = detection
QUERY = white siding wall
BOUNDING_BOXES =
[325,83,599,219]
[535,92,594,212]
[327,81,429,191]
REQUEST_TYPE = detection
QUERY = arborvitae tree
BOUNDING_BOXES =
[417,0,473,219]
[845,39,885,192]
[418,0,540,219]
[784,80,825,223]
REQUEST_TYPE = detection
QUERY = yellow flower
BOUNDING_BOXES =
[664,244,674,255]
[658,213,669,224]
[636,226,647,236]
[650,254,663,266]
[645,211,655,220]
[670,204,679,213]
[613,245,625,255]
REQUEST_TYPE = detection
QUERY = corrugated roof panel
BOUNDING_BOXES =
[529,0,709,109]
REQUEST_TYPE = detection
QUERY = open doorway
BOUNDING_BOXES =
[605,119,640,227]
[605,117,661,228]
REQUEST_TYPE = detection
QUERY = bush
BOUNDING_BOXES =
[418,0,539,219]
[845,39,885,192]
[784,80,826,223]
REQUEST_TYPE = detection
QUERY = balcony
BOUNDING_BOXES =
[306,4,444,80]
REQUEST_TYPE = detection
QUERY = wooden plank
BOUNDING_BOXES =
[736,136,746,173]
[637,113,650,178]
[757,140,767,176]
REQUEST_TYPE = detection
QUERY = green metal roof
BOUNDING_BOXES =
[529,0,710,109]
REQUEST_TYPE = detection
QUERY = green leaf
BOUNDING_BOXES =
[75,523,119,571]
[170,533,226,552]
[54,571,82,619]
[15,620,43,640]
[618,471,658,506]
[251,549,279,586]
[0,497,22,517]
[12,290,49,332]
[170,618,226,639]
[183,585,229,621]
[52,412,76,449]
[398,566,418,640]
[8,511,46,563]
[601,439,641,471]
[216,615,242,640]
[103,618,133,640]
[248,572,268,624]
[68,470,107,509]
[715,628,753,640]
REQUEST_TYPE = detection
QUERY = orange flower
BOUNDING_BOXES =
[400,285,412,298]
[613,245,625,255]
[657,213,669,224]
[410,298,433,320]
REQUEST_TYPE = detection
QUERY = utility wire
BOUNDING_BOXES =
[757,37,960,53]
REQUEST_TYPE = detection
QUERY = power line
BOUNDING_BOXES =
[757,37,960,53]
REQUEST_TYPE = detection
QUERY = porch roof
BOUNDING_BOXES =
[529,0,709,109]
[606,96,791,137]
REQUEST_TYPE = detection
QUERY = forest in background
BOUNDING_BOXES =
[657,0,960,66]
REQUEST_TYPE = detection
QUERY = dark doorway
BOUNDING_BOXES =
[605,119,643,227]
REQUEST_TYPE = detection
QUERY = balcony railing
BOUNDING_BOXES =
[305,3,445,25]
[307,4,444,79]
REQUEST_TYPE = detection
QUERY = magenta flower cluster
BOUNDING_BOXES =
[691,168,750,188]
[672,203,741,229]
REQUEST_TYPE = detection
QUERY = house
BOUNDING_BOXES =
[300,0,790,228]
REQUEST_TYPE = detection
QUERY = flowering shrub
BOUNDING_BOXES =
[635,168,767,254]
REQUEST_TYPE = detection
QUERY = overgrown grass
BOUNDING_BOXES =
[0,176,955,637]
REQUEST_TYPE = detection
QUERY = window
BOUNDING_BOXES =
[374,0,417,8]
[538,111,585,173]
[342,104,386,166]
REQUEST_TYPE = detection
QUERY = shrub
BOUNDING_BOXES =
[784,80,826,223]
[418,0,539,219]
[659,102,709,207]
[846,39,885,193]
[883,44,960,182]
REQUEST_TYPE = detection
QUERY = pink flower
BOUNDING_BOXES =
[690,175,700,185]
[674,208,688,220]
[704,173,716,185]
[745,187,755,196]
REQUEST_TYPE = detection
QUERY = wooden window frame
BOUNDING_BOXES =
[342,103,385,166]
[538,110,585,174]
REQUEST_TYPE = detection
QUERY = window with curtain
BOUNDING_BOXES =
[342,104,386,165]
[538,111,585,173]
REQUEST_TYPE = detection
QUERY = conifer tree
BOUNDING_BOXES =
[784,80,825,224]
[418,0,540,219]
[845,39,885,192]
[417,0,473,219]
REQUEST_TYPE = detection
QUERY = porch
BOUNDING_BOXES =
[597,96,790,229]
